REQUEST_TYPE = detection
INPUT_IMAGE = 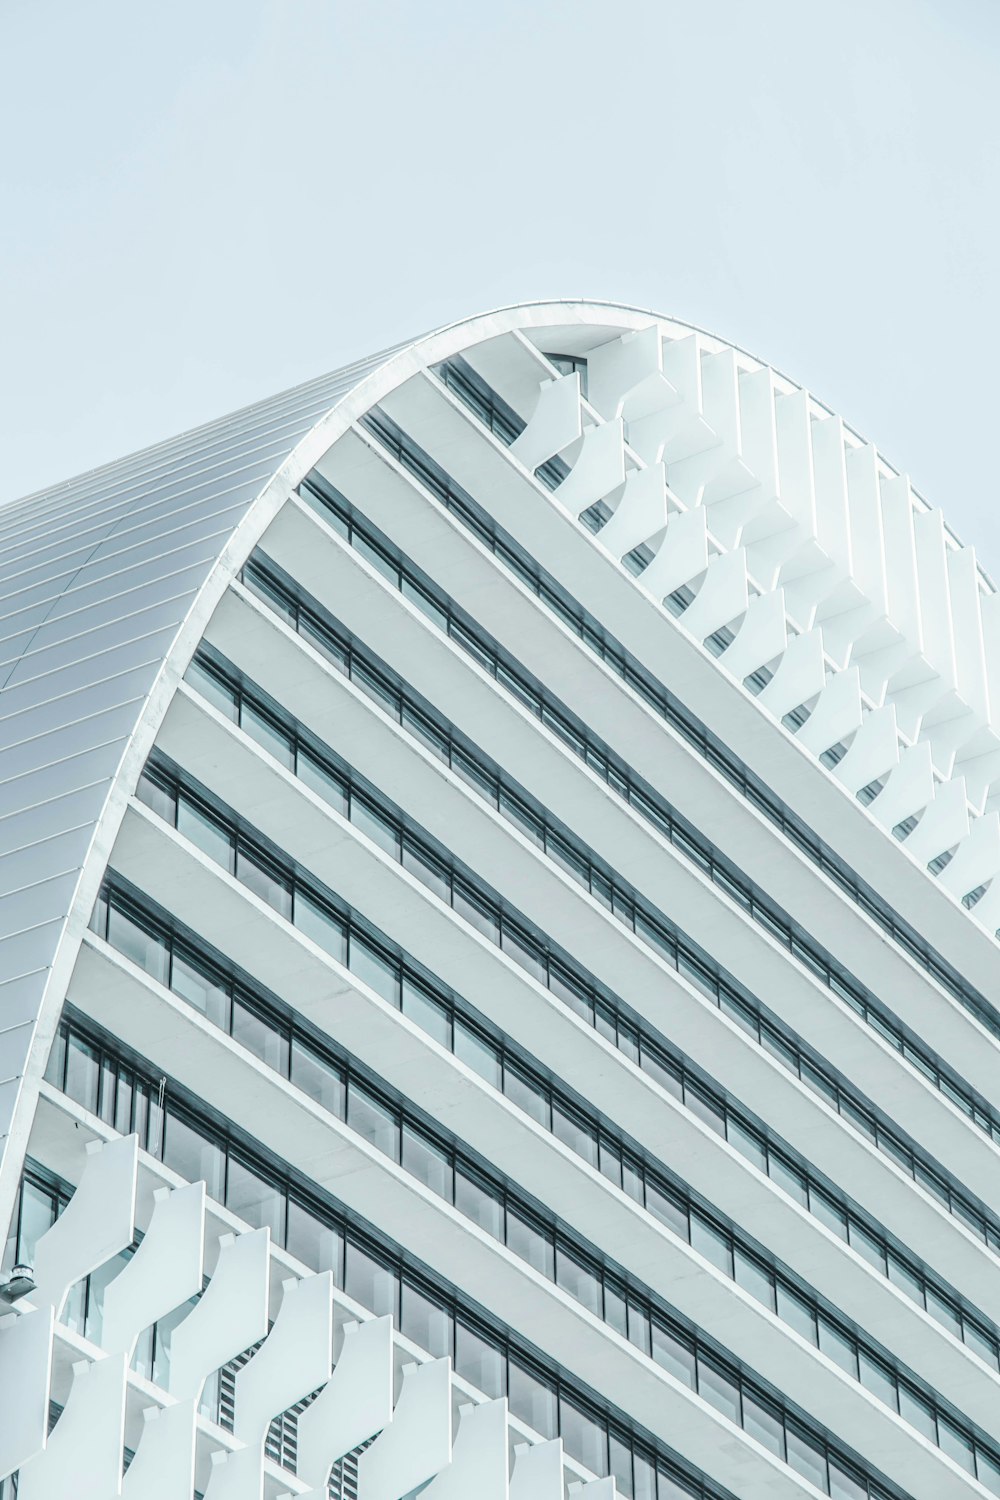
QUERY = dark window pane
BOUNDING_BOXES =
[241,701,294,768]
[286,1198,343,1280]
[298,752,349,817]
[786,1428,826,1491]
[650,1323,695,1388]
[402,1125,453,1200]
[226,1156,286,1242]
[232,999,289,1074]
[401,978,451,1048]
[454,1021,501,1087]
[503,1065,548,1127]
[742,1393,784,1459]
[349,935,401,1006]
[455,1321,505,1398]
[776,1283,816,1344]
[345,1242,398,1319]
[817,1317,858,1378]
[455,1166,503,1240]
[552,1102,598,1167]
[555,1245,603,1317]
[107,903,169,985]
[347,1083,399,1160]
[690,1214,732,1276]
[177,798,234,871]
[351,797,400,859]
[171,950,229,1029]
[163,1112,225,1199]
[64,1034,100,1114]
[734,1248,774,1311]
[187,660,237,719]
[506,1209,554,1279]
[508,1359,556,1438]
[291,1041,345,1117]
[295,892,347,964]
[400,1281,452,1358]
[559,1394,607,1474]
[697,1357,740,1424]
[236,846,292,919]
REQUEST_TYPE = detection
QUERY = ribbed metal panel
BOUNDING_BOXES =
[0,341,412,1184]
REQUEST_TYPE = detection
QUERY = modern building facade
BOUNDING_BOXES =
[2,300,1000,1500]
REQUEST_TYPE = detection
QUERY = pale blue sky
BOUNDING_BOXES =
[3,1,999,566]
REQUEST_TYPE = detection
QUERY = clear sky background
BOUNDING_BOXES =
[3,0,999,568]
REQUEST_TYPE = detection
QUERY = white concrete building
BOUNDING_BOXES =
[2,300,1000,1500]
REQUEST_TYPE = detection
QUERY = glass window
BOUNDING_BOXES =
[241,701,294,768]
[786,1427,826,1491]
[559,1394,608,1475]
[347,1082,399,1160]
[351,797,400,860]
[898,1385,936,1442]
[848,1220,887,1274]
[171,950,229,1028]
[811,1190,848,1240]
[177,798,234,872]
[16,1179,57,1268]
[453,885,500,944]
[770,1156,808,1207]
[725,1116,766,1172]
[402,1125,453,1201]
[345,1241,398,1319]
[64,1034,100,1114]
[645,1182,687,1240]
[685,1086,724,1136]
[107,903,169,984]
[924,1285,962,1339]
[43,1028,67,1089]
[298,752,349,817]
[349,934,400,1006]
[938,1418,975,1474]
[697,1358,740,1424]
[743,1392,784,1458]
[163,1112,225,1199]
[226,1155,286,1242]
[232,999,289,1074]
[236,846,292,919]
[136,770,176,824]
[599,1138,623,1188]
[295,892,347,963]
[734,1248,774,1311]
[455,1321,505,1398]
[402,842,450,903]
[817,1317,858,1378]
[828,1459,867,1500]
[286,1198,343,1280]
[400,1281,452,1358]
[555,1245,602,1317]
[776,1283,816,1344]
[506,1209,554,1280]
[455,1166,503,1240]
[503,1065,548,1127]
[690,1214,732,1276]
[290,1040,345,1117]
[650,1323,695,1388]
[552,1102,598,1168]
[501,924,546,983]
[113,1066,133,1136]
[454,1021,504,1091]
[858,1350,897,1412]
[187,660,238,718]
[402,978,451,1049]
[508,1358,556,1438]
[886,1251,924,1306]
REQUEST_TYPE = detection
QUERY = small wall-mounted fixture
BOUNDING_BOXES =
[1,1263,36,1301]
